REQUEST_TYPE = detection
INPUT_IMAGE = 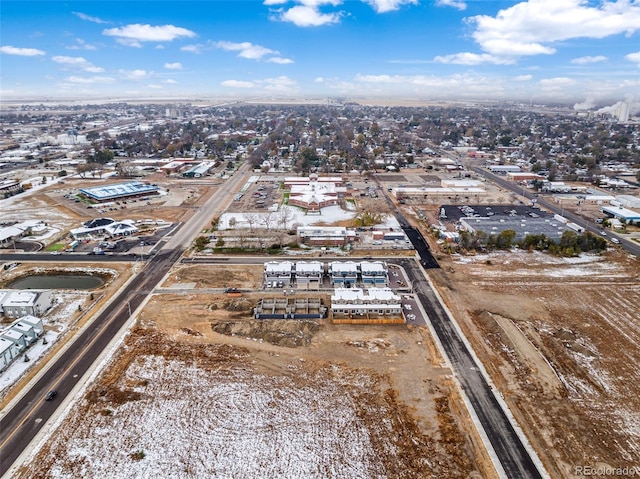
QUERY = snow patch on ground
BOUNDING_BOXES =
[41,355,388,479]
[218,205,356,230]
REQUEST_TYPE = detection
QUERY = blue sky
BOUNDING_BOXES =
[1,0,639,105]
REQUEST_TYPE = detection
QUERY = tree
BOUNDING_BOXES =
[194,236,209,251]
[260,212,274,231]
[245,213,258,232]
[93,149,114,164]
[278,207,294,230]
[228,217,237,229]
[116,161,137,178]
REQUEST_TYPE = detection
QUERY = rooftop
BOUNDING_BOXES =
[79,182,158,200]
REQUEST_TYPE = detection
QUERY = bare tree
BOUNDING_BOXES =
[278,206,295,231]
[260,212,274,231]
[245,212,258,232]
[116,161,137,178]
[228,217,237,229]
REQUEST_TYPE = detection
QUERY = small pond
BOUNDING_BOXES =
[7,274,105,290]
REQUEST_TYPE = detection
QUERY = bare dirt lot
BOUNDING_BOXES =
[16,264,494,479]
[432,248,640,478]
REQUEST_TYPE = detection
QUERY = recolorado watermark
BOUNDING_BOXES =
[575,465,640,476]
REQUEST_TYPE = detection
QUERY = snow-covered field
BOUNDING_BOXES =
[19,332,434,479]
[452,249,626,278]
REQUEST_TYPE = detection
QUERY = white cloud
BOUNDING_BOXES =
[268,0,416,26]
[119,69,149,80]
[514,74,533,81]
[165,79,178,84]
[66,39,98,51]
[262,75,298,92]
[52,55,104,72]
[435,0,466,10]
[571,55,607,64]
[103,24,196,47]
[362,0,417,13]
[470,0,640,58]
[625,51,640,64]
[221,80,255,88]
[539,77,576,93]
[73,12,108,24]
[315,77,325,83]
[267,57,294,64]
[434,52,515,65]
[65,76,114,84]
[181,44,204,53]
[215,41,276,60]
[0,45,45,56]
[214,41,293,63]
[164,62,183,70]
[272,5,342,27]
[147,84,163,89]
[221,76,298,93]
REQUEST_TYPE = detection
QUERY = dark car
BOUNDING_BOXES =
[45,390,57,401]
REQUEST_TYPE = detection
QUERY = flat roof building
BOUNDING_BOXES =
[79,181,159,203]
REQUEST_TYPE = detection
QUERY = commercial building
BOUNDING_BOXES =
[600,205,640,225]
[297,226,356,246]
[79,181,159,203]
[391,179,486,201]
[182,161,215,178]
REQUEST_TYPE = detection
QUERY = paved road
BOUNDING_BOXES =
[0,163,253,478]
[395,258,544,478]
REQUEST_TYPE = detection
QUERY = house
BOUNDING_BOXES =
[11,315,44,343]
[0,329,27,354]
[0,337,18,371]
[328,261,359,286]
[359,261,388,287]
[1,290,52,319]
[0,315,45,372]
[295,261,324,289]
[264,261,294,286]
[330,288,403,324]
